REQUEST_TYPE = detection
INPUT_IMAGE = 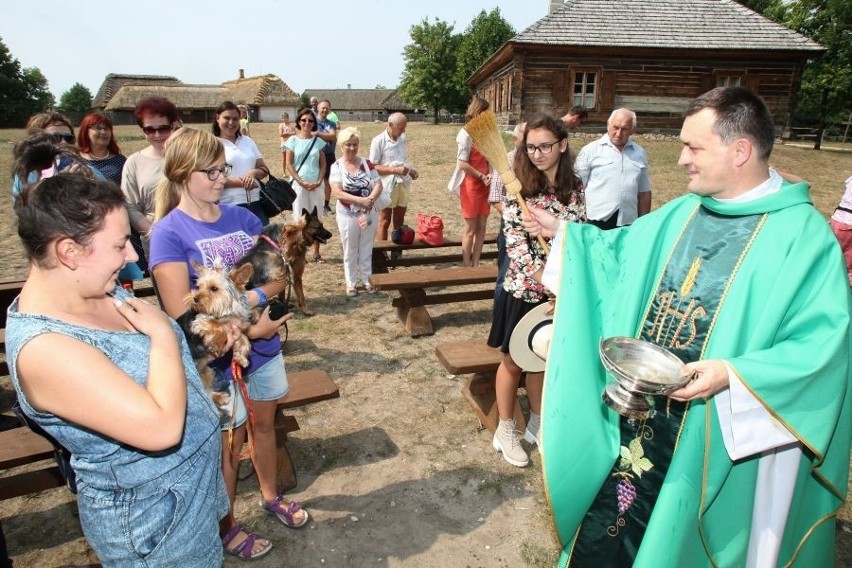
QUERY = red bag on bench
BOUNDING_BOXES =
[416,213,444,246]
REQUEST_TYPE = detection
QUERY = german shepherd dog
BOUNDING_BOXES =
[238,208,333,316]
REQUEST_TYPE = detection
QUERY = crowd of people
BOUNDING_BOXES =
[1,85,849,567]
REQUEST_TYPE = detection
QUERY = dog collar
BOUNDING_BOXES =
[260,234,282,253]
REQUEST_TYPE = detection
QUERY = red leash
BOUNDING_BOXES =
[227,358,255,460]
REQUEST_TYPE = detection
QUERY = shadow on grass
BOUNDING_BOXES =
[3,499,82,555]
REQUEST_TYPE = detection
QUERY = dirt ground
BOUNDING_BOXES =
[0,121,849,567]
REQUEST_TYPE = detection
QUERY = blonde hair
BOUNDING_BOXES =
[337,126,361,146]
[153,127,223,221]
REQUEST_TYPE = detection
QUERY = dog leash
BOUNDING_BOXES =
[259,234,294,343]
[227,359,255,460]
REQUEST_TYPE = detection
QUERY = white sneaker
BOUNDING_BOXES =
[492,419,529,467]
[524,413,540,446]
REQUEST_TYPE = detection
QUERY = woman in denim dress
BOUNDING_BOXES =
[5,172,228,567]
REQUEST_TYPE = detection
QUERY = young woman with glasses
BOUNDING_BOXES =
[212,101,270,225]
[121,96,181,273]
[150,127,308,561]
[284,107,328,262]
[486,113,586,467]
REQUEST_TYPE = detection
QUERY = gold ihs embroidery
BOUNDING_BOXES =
[646,257,707,349]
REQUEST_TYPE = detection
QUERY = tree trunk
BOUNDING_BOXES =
[814,88,828,151]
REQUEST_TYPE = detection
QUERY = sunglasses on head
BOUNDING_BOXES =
[52,133,75,144]
[141,125,173,135]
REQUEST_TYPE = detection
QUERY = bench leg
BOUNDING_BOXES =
[461,371,526,435]
[396,289,433,337]
[274,412,300,492]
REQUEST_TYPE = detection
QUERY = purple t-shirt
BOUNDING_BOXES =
[149,204,279,375]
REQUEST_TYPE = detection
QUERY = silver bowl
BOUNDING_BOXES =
[599,337,693,419]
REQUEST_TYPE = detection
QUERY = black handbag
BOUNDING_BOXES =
[258,171,297,217]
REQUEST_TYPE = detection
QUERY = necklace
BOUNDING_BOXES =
[88,151,110,160]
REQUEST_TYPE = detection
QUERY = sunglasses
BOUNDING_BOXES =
[52,133,75,144]
[141,125,173,136]
[90,125,111,132]
[299,118,315,124]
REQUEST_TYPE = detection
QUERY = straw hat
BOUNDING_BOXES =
[509,302,554,373]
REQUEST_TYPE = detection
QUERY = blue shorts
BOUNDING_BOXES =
[218,354,289,430]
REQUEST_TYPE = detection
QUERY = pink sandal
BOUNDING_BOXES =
[259,494,310,528]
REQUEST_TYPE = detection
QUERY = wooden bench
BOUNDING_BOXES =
[371,233,498,274]
[369,265,498,337]
[435,340,525,434]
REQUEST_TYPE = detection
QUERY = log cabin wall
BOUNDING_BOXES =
[475,48,806,130]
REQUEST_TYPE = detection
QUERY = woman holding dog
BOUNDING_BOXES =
[213,100,271,225]
[150,127,309,561]
[486,114,585,468]
[329,126,383,296]
[284,107,328,263]
[7,160,229,564]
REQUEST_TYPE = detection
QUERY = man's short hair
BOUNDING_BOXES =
[608,108,637,129]
[388,112,406,126]
[569,106,588,121]
[685,86,775,162]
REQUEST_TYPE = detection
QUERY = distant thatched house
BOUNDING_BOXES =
[94,70,301,124]
[304,88,419,122]
[469,0,824,130]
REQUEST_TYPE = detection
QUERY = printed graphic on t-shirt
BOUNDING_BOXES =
[196,231,255,268]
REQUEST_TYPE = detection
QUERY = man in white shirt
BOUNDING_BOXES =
[575,108,651,229]
[369,113,419,241]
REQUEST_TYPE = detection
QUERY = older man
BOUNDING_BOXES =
[575,108,651,229]
[560,105,588,129]
[370,112,419,241]
[315,99,338,214]
[525,87,849,567]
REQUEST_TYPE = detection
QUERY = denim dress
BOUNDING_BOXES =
[5,291,229,567]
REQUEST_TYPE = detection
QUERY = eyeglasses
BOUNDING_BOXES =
[52,133,75,144]
[197,164,232,181]
[525,141,561,155]
[299,118,315,124]
[141,125,173,136]
[91,125,111,132]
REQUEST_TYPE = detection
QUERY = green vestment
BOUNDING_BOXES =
[542,181,851,567]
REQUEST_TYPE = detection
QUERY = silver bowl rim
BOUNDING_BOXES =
[599,336,691,394]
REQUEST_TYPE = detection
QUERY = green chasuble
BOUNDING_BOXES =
[541,181,851,567]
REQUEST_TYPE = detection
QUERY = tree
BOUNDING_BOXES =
[398,18,467,123]
[57,83,93,115]
[456,9,515,85]
[0,37,54,127]
[740,0,851,146]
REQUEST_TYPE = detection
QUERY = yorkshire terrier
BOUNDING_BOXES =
[177,259,254,414]
[237,208,332,316]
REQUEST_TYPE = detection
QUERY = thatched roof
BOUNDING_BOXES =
[103,85,228,111]
[93,74,181,108]
[304,89,415,112]
[221,74,301,106]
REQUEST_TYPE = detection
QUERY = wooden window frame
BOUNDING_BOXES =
[570,67,600,110]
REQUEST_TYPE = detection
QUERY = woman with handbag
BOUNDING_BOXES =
[487,114,585,467]
[284,107,328,263]
[213,101,270,225]
[453,96,494,267]
[329,127,383,297]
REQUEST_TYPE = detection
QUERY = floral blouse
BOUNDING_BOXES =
[502,183,585,301]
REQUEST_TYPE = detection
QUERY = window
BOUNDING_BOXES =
[717,75,742,88]
[572,70,598,109]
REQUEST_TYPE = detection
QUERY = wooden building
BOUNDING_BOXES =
[94,70,301,124]
[304,88,419,122]
[469,0,824,129]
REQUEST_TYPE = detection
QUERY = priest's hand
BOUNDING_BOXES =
[522,208,560,238]
[668,359,729,402]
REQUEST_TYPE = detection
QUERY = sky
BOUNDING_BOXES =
[3,0,549,100]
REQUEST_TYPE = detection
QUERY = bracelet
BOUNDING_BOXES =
[252,287,268,307]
